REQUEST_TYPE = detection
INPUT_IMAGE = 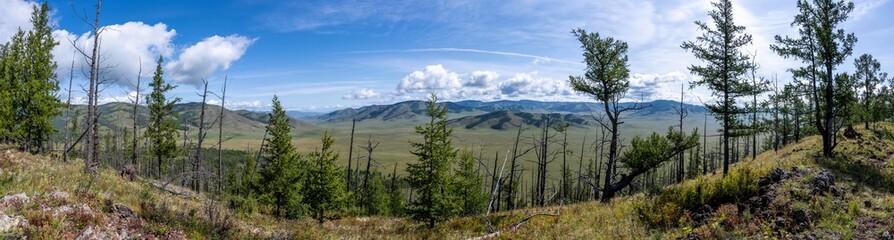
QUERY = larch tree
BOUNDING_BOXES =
[304,130,346,224]
[0,31,25,145]
[406,95,458,228]
[567,28,636,201]
[681,0,754,175]
[20,2,60,154]
[853,54,884,129]
[454,150,486,216]
[259,95,302,218]
[772,0,857,158]
[145,56,180,179]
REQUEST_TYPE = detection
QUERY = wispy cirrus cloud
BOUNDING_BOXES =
[343,48,581,65]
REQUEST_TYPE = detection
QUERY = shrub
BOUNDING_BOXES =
[637,167,759,227]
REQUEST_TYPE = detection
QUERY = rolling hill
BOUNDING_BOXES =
[447,111,593,130]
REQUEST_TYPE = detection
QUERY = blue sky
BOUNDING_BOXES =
[1,0,892,112]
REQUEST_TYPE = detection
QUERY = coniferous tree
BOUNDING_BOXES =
[145,56,180,179]
[0,32,24,143]
[259,95,302,218]
[387,164,405,216]
[406,95,458,228]
[682,0,754,176]
[772,0,857,158]
[364,172,389,215]
[19,3,59,153]
[853,54,885,129]
[305,130,347,223]
[567,28,636,201]
[454,150,486,216]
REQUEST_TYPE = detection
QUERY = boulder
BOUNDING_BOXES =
[844,126,861,139]
[110,203,137,220]
[0,193,29,208]
[46,190,70,202]
[811,170,836,194]
[759,168,788,187]
[119,164,137,181]
[0,214,27,233]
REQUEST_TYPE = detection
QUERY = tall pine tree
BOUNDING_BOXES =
[20,3,59,153]
[681,0,754,175]
[853,54,884,129]
[772,0,857,158]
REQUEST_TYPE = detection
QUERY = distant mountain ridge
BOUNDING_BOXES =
[446,111,593,130]
[312,100,707,124]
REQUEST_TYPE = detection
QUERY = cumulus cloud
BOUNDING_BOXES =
[498,72,574,98]
[465,71,498,88]
[207,99,265,110]
[396,64,463,93]
[0,0,34,44]
[53,22,177,87]
[391,65,581,101]
[166,35,255,86]
[342,88,380,100]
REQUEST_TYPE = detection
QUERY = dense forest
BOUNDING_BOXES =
[1,0,893,238]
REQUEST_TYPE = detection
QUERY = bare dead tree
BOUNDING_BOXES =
[130,58,143,169]
[347,118,356,192]
[360,135,379,211]
[505,123,534,210]
[673,84,688,183]
[63,54,75,163]
[216,76,227,194]
[192,79,210,191]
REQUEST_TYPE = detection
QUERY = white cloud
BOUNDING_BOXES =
[396,64,463,93]
[342,88,380,100]
[165,35,256,86]
[0,0,34,44]
[498,72,575,98]
[852,0,890,21]
[207,99,264,110]
[465,71,499,88]
[52,22,177,87]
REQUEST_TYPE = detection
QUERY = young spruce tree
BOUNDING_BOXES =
[454,150,486,216]
[259,95,301,218]
[305,130,346,223]
[145,56,180,179]
[406,95,458,228]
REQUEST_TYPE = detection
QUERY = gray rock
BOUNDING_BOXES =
[811,170,836,194]
[0,214,27,233]
[46,190,70,202]
[1,193,29,206]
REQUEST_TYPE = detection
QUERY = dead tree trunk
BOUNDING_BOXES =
[192,79,210,191]
[216,77,227,194]
[347,118,356,192]
[360,136,379,212]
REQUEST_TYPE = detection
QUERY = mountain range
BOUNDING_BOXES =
[56,99,708,133]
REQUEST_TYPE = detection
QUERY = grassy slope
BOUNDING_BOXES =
[6,123,891,239]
